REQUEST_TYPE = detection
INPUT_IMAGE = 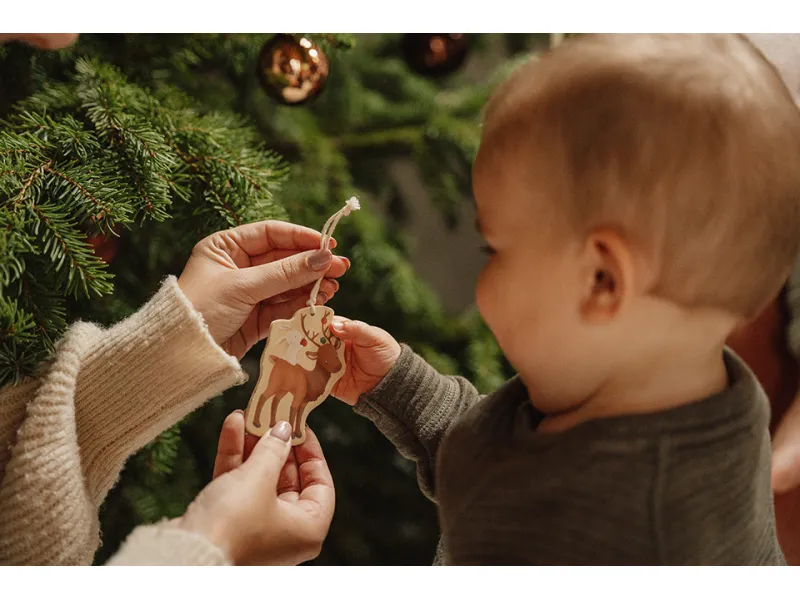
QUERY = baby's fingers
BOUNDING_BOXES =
[330,317,393,348]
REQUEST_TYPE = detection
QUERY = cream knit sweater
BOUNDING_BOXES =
[0,277,246,565]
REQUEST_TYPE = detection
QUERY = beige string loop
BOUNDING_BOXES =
[550,33,565,48]
[307,196,361,314]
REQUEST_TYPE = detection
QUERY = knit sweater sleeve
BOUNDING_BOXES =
[0,276,246,565]
[353,345,482,501]
[746,34,800,99]
[106,521,230,566]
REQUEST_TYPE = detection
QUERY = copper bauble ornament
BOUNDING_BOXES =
[257,34,329,105]
[86,227,120,264]
[401,34,470,78]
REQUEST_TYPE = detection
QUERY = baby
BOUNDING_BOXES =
[329,34,800,565]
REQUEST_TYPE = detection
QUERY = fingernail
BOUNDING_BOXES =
[341,256,351,269]
[309,249,332,271]
[331,317,345,330]
[318,291,329,304]
[270,421,292,442]
[234,409,244,416]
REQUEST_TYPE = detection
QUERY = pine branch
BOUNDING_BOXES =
[29,201,114,297]
[44,161,134,231]
[0,220,34,286]
[1,268,67,382]
[1,54,288,385]
[75,58,176,219]
[166,111,288,228]
[142,425,181,477]
[0,296,37,345]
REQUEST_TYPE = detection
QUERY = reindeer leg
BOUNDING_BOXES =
[289,402,300,439]
[254,377,283,428]
[253,391,272,429]
[270,390,286,428]
[293,402,308,438]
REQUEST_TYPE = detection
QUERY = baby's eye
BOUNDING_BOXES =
[480,244,496,256]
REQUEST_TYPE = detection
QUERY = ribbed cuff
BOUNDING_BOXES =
[0,378,39,485]
[353,345,478,500]
[75,276,247,507]
[107,521,230,566]
[355,344,448,428]
[747,34,800,98]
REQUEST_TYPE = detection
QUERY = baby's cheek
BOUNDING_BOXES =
[476,266,520,347]
[475,265,501,324]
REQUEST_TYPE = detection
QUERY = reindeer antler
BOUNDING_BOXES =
[322,322,341,349]
[300,313,322,348]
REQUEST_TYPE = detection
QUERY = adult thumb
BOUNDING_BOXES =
[240,249,333,302]
[243,421,293,486]
[772,393,800,493]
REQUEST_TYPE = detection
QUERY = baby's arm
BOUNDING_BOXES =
[330,318,483,501]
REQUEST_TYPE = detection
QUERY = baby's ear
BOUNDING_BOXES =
[579,228,636,324]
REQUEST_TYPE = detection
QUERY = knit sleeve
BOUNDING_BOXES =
[0,276,246,565]
[106,521,230,566]
[353,345,482,501]
[746,34,800,99]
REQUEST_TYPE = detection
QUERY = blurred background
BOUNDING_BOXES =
[0,33,555,564]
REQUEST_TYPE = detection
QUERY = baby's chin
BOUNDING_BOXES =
[519,375,556,412]
[519,371,590,416]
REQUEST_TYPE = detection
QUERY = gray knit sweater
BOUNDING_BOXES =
[354,345,784,565]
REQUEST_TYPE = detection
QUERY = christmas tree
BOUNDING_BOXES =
[0,33,548,564]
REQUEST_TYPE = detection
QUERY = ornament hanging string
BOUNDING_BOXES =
[550,33,565,48]
[307,196,361,314]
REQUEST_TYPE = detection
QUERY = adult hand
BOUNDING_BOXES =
[0,34,79,49]
[773,397,800,493]
[178,220,350,359]
[179,411,335,565]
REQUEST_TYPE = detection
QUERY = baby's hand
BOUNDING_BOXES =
[329,317,401,405]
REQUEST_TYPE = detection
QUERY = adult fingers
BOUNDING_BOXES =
[252,254,349,281]
[243,432,259,461]
[772,392,800,493]
[236,249,334,303]
[295,428,335,499]
[241,421,293,488]
[222,221,336,258]
[264,278,339,306]
[213,410,246,479]
[250,249,348,275]
[277,447,301,500]
[1,33,79,49]
[257,290,331,333]
[294,428,336,526]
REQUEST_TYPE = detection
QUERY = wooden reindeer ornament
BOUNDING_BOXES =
[245,197,359,444]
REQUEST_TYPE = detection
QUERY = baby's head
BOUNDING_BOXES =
[473,34,800,410]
